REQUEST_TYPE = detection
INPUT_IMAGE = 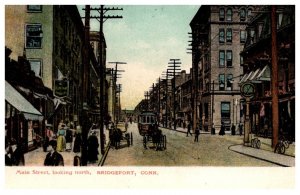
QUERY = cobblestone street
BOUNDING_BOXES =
[104,123,289,166]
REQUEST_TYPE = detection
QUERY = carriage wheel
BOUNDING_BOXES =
[163,135,167,150]
[255,139,261,149]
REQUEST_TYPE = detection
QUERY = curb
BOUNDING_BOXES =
[228,144,293,167]
[98,141,111,166]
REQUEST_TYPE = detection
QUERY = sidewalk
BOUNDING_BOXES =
[160,125,295,167]
[229,144,295,167]
[24,130,112,166]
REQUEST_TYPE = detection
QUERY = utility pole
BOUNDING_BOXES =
[161,70,171,128]
[157,77,161,121]
[168,59,181,130]
[187,32,200,133]
[86,5,123,155]
[271,5,279,148]
[80,5,90,166]
[144,91,150,110]
[109,62,126,124]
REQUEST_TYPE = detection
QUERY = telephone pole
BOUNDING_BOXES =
[271,5,279,148]
[80,5,91,166]
[168,59,181,130]
[109,62,126,124]
[85,5,123,155]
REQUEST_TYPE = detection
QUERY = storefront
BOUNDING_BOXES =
[5,81,43,152]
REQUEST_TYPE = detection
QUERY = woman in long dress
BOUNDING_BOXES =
[57,125,66,152]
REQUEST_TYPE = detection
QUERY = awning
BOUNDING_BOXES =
[256,65,271,81]
[239,73,249,84]
[5,81,43,121]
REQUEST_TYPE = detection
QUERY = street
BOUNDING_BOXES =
[104,123,280,166]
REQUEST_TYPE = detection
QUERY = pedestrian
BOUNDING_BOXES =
[73,125,82,153]
[73,155,81,166]
[43,124,54,152]
[125,119,129,132]
[239,122,243,136]
[186,121,193,137]
[65,127,73,151]
[231,124,236,135]
[44,140,64,166]
[87,132,99,163]
[219,122,225,136]
[5,139,25,166]
[194,127,200,142]
[56,124,66,152]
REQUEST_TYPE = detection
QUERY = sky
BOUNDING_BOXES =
[78,5,200,110]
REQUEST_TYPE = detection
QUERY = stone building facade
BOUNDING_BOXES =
[190,5,259,133]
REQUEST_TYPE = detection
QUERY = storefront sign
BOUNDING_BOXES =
[54,79,69,97]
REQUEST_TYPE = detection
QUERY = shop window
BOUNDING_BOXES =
[226,8,232,21]
[25,24,43,48]
[28,59,42,77]
[221,102,231,119]
[226,28,232,42]
[219,28,225,43]
[219,8,225,21]
[27,5,42,12]
[219,50,225,67]
[219,74,225,90]
[226,50,232,67]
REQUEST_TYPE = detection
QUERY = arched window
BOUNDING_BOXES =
[226,8,232,21]
[240,8,246,21]
[219,8,225,21]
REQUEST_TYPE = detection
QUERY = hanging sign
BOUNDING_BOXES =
[54,79,69,97]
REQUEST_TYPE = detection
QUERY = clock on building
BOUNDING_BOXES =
[240,82,255,98]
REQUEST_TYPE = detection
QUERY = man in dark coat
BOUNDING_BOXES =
[5,139,25,166]
[194,127,200,142]
[44,140,64,166]
[219,122,225,136]
[65,128,73,151]
[87,132,99,163]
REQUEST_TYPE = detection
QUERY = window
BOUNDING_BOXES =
[240,30,246,43]
[240,55,244,65]
[247,9,252,18]
[226,28,232,42]
[221,102,231,119]
[226,50,232,67]
[25,24,43,48]
[219,74,225,90]
[258,23,264,38]
[27,5,42,12]
[240,8,246,21]
[219,50,225,67]
[226,8,232,21]
[28,59,42,77]
[249,28,255,44]
[226,74,233,90]
[219,8,225,21]
[219,29,225,43]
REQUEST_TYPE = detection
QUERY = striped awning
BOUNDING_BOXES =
[5,81,43,121]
